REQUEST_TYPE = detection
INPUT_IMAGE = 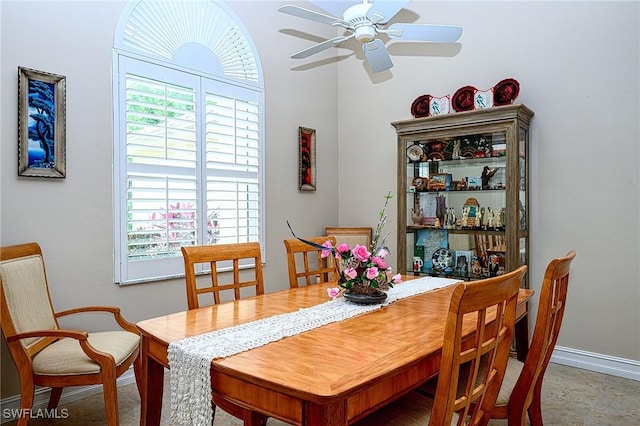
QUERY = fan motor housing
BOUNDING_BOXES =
[354,25,376,42]
[343,3,377,43]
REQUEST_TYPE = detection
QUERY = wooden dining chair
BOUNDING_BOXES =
[354,265,527,426]
[283,236,338,288]
[181,242,268,425]
[487,250,576,426]
[0,242,141,426]
[181,242,264,310]
[324,226,373,250]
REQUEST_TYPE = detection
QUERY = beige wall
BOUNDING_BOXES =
[1,0,638,401]
[335,0,639,363]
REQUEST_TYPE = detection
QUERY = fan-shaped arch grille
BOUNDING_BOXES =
[119,0,259,83]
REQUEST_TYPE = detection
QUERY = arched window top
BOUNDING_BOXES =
[114,0,261,85]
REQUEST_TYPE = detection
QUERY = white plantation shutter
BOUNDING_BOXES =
[205,88,260,244]
[114,1,264,284]
[115,57,263,284]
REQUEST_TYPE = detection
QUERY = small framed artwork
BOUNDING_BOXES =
[18,67,66,178]
[427,174,450,191]
[298,127,316,191]
[467,177,482,190]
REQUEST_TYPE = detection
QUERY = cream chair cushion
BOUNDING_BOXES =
[495,358,524,405]
[32,331,140,375]
[0,255,57,348]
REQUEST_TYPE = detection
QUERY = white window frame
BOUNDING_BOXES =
[112,0,264,285]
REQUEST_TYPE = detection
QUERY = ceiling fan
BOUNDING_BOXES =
[278,0,463,73]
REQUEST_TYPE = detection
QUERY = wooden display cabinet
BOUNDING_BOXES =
[393,104,534,287]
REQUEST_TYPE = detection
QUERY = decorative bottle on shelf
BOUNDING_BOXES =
[411,198,423,225]
[411,208,424,225]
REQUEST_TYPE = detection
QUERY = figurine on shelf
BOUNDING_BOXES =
[487,207,494,229]
[452,139,461,159]
[495,207,503,229]
[489,254,500,277]
[481,166,498,190]
[478,207,484,229]
[461,206,468,227]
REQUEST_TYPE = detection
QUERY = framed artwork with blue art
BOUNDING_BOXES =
[18,67,66,178]
[416,228,448,262]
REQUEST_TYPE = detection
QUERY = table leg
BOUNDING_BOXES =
[139,335,164,426]
[242,409,268,426]
[514,310,530,362]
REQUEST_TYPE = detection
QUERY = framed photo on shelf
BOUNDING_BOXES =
[298,126,316,191]
[18,67,66,178]
[427,174,450,191]
[467,177,482,190]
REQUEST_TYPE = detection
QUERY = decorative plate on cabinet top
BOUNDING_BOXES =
[493,78,520,106]
[451,86,477,112]
[411,94,432,118]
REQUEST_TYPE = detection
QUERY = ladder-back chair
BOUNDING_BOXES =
[283,236,338,288]
[487,250,576,425]
[355,266,527,425]
[181,242,264,310]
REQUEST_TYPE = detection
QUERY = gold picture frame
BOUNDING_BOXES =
[18,67,66,178]
[298,127,316,191]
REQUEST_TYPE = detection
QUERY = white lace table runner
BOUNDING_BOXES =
[168,276,460,425]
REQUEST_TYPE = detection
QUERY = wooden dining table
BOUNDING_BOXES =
[137,278,533,426]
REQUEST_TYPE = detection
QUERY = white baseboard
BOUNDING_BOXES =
[551,345,640,381]
[0,369,137,424]
[1,348,638,423]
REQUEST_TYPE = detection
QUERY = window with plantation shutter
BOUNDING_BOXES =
[113,0,264,284]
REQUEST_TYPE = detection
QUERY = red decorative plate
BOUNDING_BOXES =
[493,78,520,106]
[451,86,477,112]
[411,94,432,118]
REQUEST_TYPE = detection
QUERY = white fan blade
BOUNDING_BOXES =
[363,39,393,73]
[279,4,349,27]
[386,23,463,42]
[291,35,353,59]
[367,0,410,24]
[308,1,360,18]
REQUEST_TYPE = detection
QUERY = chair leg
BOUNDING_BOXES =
[102,378,120,426]
[133,352,143,397]
[16,377,35,426]
[47,387,63,410]
[527,378,545,426]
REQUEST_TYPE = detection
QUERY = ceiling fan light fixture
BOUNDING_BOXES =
[354,25,376,43]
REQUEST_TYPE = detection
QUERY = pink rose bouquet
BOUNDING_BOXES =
[320,192,402,295]
[288,192,402,298]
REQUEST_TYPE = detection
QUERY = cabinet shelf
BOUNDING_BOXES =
[407,226,506,235]
[410,189,506,194]
[407,156,506,167]
[393,104,534,287]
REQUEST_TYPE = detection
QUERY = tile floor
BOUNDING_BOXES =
[3,363,639,425]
